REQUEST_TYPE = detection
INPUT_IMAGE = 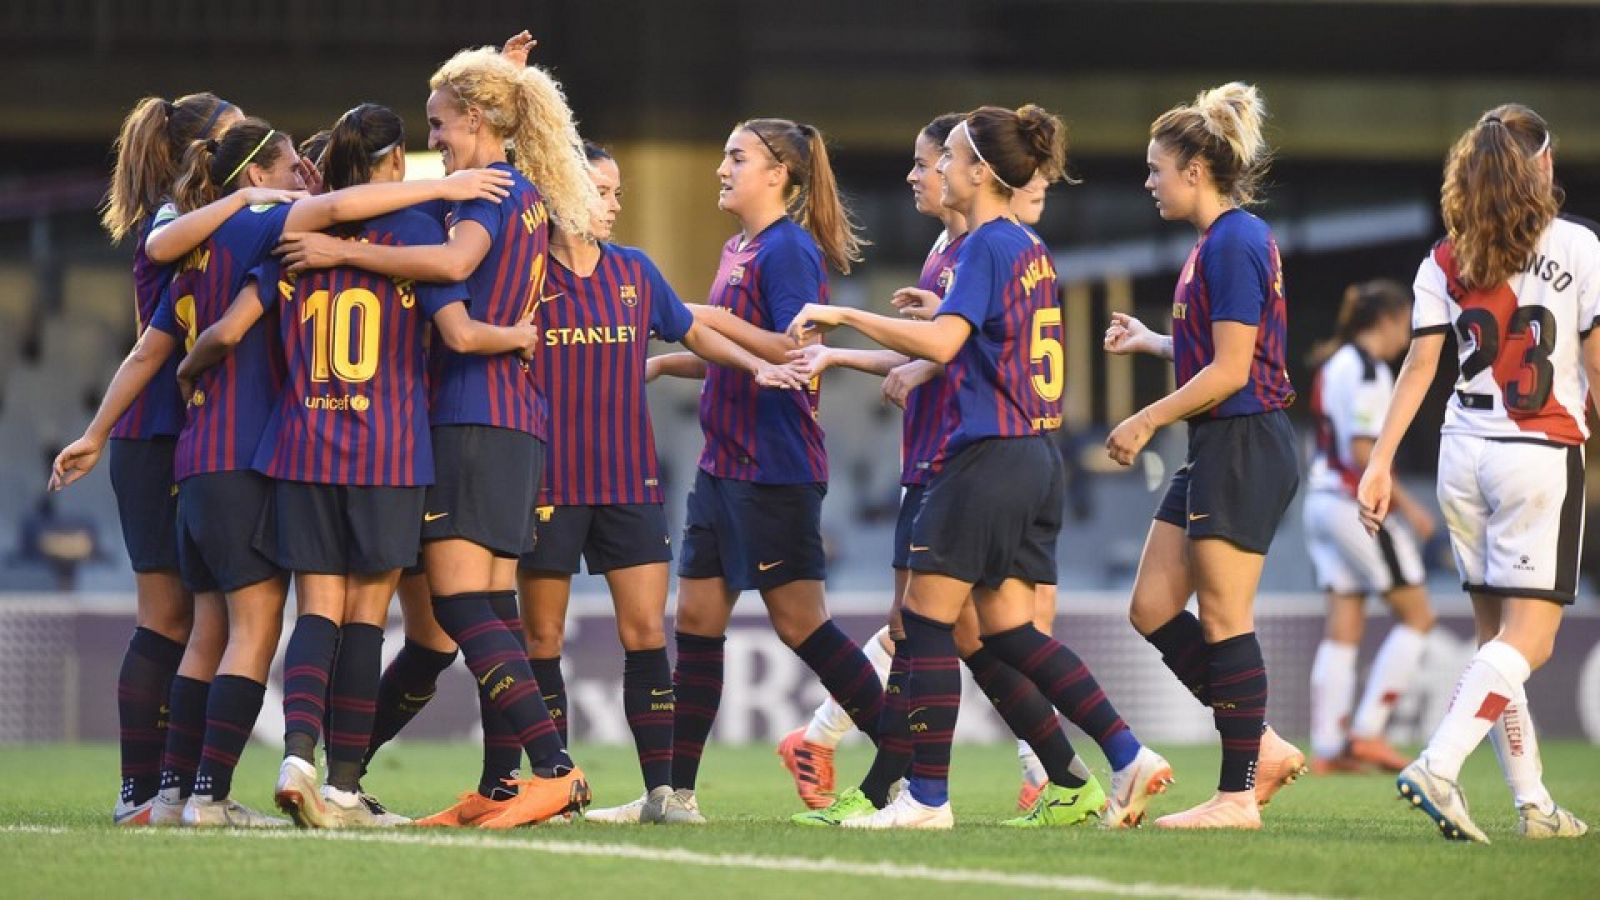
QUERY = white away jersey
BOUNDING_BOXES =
[1308,343,1392,495]
[1412,215,1600,445]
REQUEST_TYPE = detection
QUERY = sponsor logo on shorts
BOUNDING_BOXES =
[1513,555,1536,573]
[536,506,556,523]
[1188,512,1210,522]
[424,511,449,522]
[908,545,931,553]
[757,560,784,572]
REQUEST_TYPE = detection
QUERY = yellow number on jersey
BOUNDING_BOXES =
[1030,306,1064,402]
[301,288,382,383]
[173,294,199,353]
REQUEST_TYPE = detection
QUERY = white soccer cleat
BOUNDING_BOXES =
[148,787,187,826]
[1104,746,1174,829]
[112,796,154,827]
[320,785,410,828]
[659,788,707,825]
[586,793,648,824]
[274,756,333,829]
[841,788,953,830]
[181,794,291,828]
[1518,803,1589,839]
[1396,759,1489,844]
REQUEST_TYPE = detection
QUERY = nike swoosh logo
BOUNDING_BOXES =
[650,689,674,697]
[1188,513,1209,522]
[908,544,931,553]
[424,512,449,522]
[757,560,784,571]
[477,663,504,687]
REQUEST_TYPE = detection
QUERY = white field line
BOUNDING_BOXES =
[0,823,1340,900]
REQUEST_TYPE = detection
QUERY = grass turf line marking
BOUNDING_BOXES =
[2,824,1339,900]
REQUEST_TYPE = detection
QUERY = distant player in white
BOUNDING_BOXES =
[1359,104,1598,843]
[1304,279,1436,775]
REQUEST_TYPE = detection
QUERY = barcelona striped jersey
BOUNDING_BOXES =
[149,202,291,480]
[933,217,1064,460]
[898,230,966,485]
[251,209,469,486]
[427,161,550,439]
[1170,208,1295,419]
[697,217,828,485]
[536,243,695,506]
[112,206,186,440]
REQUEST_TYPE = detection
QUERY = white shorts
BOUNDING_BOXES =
[1303,489,1425,595]
[1436,433,1586,604]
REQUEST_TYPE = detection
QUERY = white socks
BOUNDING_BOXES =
[804,626,895,747]
[1350,624,1428,740]
[1422,640,1531,782]
[1309,640,1358,759]
[1489,697,1554,814]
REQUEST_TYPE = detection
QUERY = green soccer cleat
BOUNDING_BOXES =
[1003,776,1107,828]
[792,786,876,826]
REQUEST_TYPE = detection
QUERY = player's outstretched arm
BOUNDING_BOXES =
[432,302,538,358]
[1103,312,1172,360]
[689,305,803,365]
[177,282,267,402]
[647,351,706,382]
[786,344,908,380]
[786,303,971,365]
[280,169,512,235]
[1356,332,1445,534]
[145,187,306,264]
[279,220,493,283]
[680,322,807,389]
[1106,319,1254,466]
[50,328,180,490]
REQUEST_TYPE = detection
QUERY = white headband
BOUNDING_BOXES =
[955,119,1021,192]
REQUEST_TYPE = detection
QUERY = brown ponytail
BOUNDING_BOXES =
[101,92,234,242]
[170,117,286,213]
[1440,104,1558,290]
[1306,279,1411,367]
[963,104,1073,195]
[741,118,867,274]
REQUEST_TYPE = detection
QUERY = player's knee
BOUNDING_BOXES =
[524,621,565,658]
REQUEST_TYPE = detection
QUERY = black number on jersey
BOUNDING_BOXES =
[1454,305,1556,413]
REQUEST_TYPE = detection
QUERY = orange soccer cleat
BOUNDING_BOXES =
[1017,779,1047,812]
[1254,726,1308,808]
[777,728,836,810]
[475,768,591,830]
[1155,791,1262,831]
[414,790,513,828]
[1345,737,1410,773]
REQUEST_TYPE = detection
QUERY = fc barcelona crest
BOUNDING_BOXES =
[620,283,638,306]
[729,264,745,286]
[938,266,954,291]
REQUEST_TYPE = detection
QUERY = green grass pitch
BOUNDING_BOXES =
[1,741,1596,898]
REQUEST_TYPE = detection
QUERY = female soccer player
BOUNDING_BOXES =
[54,115,513,827]
[277,47,601,829]
[1101,83,1303,830]
[1304,279,1436,774]
[520,142,805,824]
[1359,104,1597,843]
[645,117,885,823]
[787,104,1151,830]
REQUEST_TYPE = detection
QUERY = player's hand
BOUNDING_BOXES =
[237,187,307,208]
[882,359,941,409]
[754,360,809,390]
[513,308,539,361]
[440,168,514,203]
[1356,465,1393,536]
[1104,312,1156,356]
[296,154,326,195]
[785,344,835,380]
[49,436,104,491]
[176,369,197,406]
[786,303,843,342]
[1106,409,1157,466]
[501,30,537,66]
[891,287,941,320]
[645,355,663,383]
[277,232,347,274]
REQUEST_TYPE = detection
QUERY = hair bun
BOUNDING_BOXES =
[204,138,220,153]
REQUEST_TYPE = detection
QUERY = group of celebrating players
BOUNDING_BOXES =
[49,29,1597,842]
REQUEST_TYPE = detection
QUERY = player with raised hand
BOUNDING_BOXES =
[786,105,1152,831]
[1102,82,1303,830]
[644,117,884,823]
[1359,104,1597,843]
[278,46,600,830]
[1303,279,1436,775]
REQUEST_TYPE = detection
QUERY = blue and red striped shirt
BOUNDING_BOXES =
[251,209,467,487]
[536,243,695,506]
[1171,208,1295,418]
[150,202,291,480]
[427,162,550,439]
[899,231,966,485]
[933,217,1064,459]
[112,207,186,440]
[698,218,828,485]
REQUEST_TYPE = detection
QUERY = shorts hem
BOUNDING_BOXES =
[1462,582,1575,606]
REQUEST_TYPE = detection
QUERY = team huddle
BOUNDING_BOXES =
[50,30,1597,842]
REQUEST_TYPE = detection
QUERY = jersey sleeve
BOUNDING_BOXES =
[149,202,180,233]
[1411,252,1453,336]
[1198,222,1270,326]
[237,202,293,268]
[642,255,695,343]
[449,197,504,246]
[148,289,183,339]
[247,259,278,312]
[936,232,998,330]
[756,235,823,333]
[416,280,468,320]
[396,214,467,319]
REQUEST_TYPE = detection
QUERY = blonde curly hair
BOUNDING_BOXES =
[430,47,598,235]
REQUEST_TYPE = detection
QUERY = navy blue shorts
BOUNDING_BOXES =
[1154,410,1300,554]
[259,481,426,575]
[176,470,280,593]
[519,503,673,575]
[677,469,827,592]
[892,484,928,570]
[422,425,544,558]
[108,438,181,573]
[908,435,1062,589]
